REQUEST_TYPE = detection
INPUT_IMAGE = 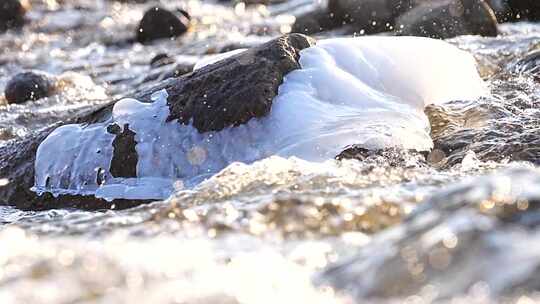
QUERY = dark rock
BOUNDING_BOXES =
[395,0,498,39]
[4,71,56,104]
[507,0,540,21]
[485,0,514,22]
[0,0,26,32]
[136,6,190,44]
[489,0,540,22]
[292,0,415,35]
[150,53,176,68]
[165,33,315,132]
[291,9,341,35]
[176,8,191,21]
[328,0,398,33]
[0,34,315,210]
[108,124,138,178]
[162,64,194,78]
[424,74,540,168]
[387,0,417,16]
[142,62,195,84]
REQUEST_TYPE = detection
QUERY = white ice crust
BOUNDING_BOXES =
[33,36,487,201]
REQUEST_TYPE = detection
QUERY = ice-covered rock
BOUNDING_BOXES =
[32,36,487,201]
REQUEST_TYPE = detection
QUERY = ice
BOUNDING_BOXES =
[33,37,488,200]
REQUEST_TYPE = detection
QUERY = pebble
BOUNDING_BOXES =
[4,71,56,104]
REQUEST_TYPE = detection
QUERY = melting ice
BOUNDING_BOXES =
[33,37,488,201]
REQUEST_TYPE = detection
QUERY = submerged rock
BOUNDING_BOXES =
[136,7,190,44]
[424,67,540,168]
[0,0,26,32]
[510,49,540,80]
[319,167,540,301]
[396,0,498,39]
[4,71,56,104]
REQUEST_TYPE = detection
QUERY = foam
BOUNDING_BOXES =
[33,36,488,200]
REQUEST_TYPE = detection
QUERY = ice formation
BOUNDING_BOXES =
[33,36,488,200]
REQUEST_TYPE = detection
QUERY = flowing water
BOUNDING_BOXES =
[2,0,540,303]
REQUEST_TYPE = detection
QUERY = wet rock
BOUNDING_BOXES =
[0,0,26,32]
[291,9,341,35]
[150,53,175,68]
[108,124,138,178]
[136,7,190,44]
[387,0,417,16]
[165,33,315,132]
[424,71,540,168]
[485,0,514,22]
[506,0,540,21]
[319,169,540,302]
[320,167,540,300]
[142,62,195,84]
[395,0,498,39]
[336,146,429,167]
[510,49,540,80]
[292,0,408,35]
[0,34,315,210]
[4,71,56,104]
[489,0,540,22]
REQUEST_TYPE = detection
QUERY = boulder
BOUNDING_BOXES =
[292,0,408,35]
[328,0,400,32]
[165,34,314,132]
[291,0,429,36]
[292,0,404,34]
[0,34,315,210]
[395,0,498,39]
[0,0,26,32]
[4,71,56,104]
